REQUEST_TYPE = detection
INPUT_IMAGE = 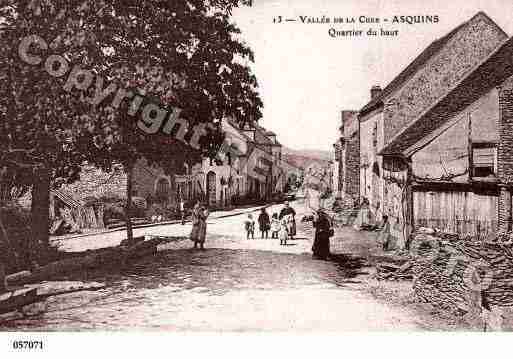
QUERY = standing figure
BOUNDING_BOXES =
[279,201,296,239]
[258,208,270,239]
[245,214,255,239]
[270,213,280,239]
[380,215,391,251]
[180,197,186,225]
[190,201,209,250]
[279,217,289,245]
[312,208,332,260]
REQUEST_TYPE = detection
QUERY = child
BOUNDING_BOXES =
[270,213,280,239]
[245,214,255,239]
[258,208,270,239]
[380,215,391,251]
[279,217,289,245]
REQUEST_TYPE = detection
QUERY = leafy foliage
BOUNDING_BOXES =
[0,0,262,247]
[1,0,262,177]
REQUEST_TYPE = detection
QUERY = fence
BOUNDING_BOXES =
[413,189,498,237]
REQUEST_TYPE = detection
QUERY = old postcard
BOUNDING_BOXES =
[1,0,513,356]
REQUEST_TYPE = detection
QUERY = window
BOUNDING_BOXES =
[156,178,170,200]
[372,121,378,147]
[188,181,193,200]
[472,144,497,178]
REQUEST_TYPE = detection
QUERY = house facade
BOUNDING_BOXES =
[380,36,513,244]
[176,119,284,209]
[356,11,508,245]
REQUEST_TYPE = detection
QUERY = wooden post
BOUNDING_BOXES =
[125,163,134,245]
[400,159,414,249]
[468,112,474,182]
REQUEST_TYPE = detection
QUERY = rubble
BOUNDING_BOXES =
[376,261,414,280]
[411,230,513,314]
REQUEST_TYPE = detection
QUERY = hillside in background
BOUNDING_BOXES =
[282,147,333,170]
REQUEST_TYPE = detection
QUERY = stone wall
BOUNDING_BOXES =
[338,110,359,204]
[498,74,513,231]
[498,75,513,184]
[384,13,507,145]
[343,133,360,202]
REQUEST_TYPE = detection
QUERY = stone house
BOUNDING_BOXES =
[237,122,281,201]
[380,36,513,244]
[357,11,508,244]
[178,119,283,209]
[333,110,359,207]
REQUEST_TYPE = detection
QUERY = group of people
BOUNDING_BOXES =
[244,201,297,245]
[188,199,334,260]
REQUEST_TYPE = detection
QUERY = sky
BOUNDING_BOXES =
[231,0,513,152]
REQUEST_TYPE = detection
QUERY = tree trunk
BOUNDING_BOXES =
[0,263,5,293]
[0,207,15,285]
[125,164,134,245]
[31,167,51,248]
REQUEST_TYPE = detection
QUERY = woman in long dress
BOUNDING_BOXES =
[190,202,209,250]
[312,209,332,260]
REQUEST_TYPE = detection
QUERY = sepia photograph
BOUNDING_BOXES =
[1,0,513,356]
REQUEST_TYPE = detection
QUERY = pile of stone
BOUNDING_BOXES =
[412,229,513,314]
[375,261,414,281]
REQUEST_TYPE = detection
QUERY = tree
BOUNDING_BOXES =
[0,0,262,248]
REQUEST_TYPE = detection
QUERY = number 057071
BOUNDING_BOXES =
[12,340,44,350]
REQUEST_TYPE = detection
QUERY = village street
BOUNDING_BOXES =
[0,200,432,331]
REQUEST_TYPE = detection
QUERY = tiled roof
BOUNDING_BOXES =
[359,12,505,117]
[380,36,513,156]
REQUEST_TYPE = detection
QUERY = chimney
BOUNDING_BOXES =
[371,85,382,100]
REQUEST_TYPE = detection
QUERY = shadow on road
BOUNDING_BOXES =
[49,247,372,294]
[289,237,309,241]
[326,253,371,285]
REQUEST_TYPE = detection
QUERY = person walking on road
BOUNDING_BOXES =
[190,201,209,250]
[270,213,280,239]
[244,214,255,239]
[279,201,296,239]
[279,216,289,245]
[312,208,333,260]
[258,208,270,239]
[180,197,186,225]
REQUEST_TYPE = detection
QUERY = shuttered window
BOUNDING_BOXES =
[472,146,497,178]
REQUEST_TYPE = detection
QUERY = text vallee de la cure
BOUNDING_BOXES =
[273,14,440,38]
[17,35,273,183]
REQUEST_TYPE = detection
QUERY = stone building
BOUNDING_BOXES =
[175,119,284,209]
[333,110,359,207]
[380,36,513,244]
[357,11,508,244]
